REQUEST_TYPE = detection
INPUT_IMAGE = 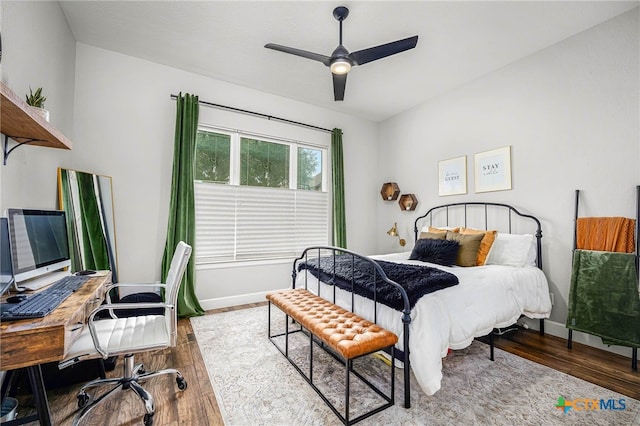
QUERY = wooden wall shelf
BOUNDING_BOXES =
[1,81,72,164]
[399,194,418,211]
[380,182,400,201]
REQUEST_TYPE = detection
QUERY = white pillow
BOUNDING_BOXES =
[525,238,538,267]
[485,233,535,267]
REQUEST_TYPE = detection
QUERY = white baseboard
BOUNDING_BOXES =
[521,317,638,360]
[199,291,270,311]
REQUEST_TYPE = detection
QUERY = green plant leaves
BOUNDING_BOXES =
[25,86,46,108]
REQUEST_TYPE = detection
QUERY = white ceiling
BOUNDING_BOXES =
[59,1,638,122]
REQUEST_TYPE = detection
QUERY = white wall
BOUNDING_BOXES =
[71,44,379,308]
[0,1,76,210]
[377,9,639,355]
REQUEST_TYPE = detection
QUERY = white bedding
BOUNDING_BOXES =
[295,251,552,396]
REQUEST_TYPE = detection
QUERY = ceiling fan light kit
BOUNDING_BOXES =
[265,6,418,101]
[330,59,351,75]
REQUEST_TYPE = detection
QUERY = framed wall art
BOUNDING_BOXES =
[474,146,512,193]
[438,156,467,196]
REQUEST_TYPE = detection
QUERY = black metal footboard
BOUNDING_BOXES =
[292,246,413,409]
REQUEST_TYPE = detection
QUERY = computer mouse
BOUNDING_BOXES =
[76,270,96,276]
[6,295,27,304]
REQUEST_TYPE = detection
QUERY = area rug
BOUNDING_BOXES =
[191,306,640,426]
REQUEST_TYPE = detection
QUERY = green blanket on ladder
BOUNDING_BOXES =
[567,249,640,347]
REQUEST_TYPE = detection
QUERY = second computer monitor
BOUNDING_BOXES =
[0,217,14,295]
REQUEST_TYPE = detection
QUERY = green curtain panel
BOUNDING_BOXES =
[76,172,110,271]
[331,128,347,248]
[162,92,205,317]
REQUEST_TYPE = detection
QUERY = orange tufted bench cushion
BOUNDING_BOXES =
[267,288,398,360]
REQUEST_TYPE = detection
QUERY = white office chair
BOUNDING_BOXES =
[59,241,192,426]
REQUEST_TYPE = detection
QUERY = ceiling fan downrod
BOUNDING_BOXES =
[333,6,349,46]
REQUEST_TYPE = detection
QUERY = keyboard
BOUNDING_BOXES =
[0,275,91,320]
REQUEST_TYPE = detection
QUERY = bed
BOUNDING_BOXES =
[292,202,553,406]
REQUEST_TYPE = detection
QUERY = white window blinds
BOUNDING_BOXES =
[195,182,329,264]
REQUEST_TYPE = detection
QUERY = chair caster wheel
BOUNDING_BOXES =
[177,377,187,391]
[138,365,146,375]
[144,413,154,426]
[77,392,90,409]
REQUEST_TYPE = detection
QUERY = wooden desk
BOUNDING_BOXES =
[0,272,111,425]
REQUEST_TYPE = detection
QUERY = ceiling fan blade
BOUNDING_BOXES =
[348,35,418,66]
[264,43,331,66]
[333,73,347,101]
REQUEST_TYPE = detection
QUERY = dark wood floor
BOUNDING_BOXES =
[491,326,640,401]
[12,303,640,424]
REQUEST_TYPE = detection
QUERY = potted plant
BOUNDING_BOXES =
[25,87,49,122]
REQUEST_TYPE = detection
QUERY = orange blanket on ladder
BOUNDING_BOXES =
[576,217,636,253]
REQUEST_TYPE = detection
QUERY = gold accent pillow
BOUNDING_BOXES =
[459,227,498,266]
[428,226,460,233]
[419,231,447,240]
[445,231,484,267]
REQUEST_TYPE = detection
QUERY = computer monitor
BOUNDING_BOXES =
[6,209,71,285]
[0,217,14,295]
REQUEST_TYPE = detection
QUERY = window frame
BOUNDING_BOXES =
[196,125,327,192]
[194,126,330,266]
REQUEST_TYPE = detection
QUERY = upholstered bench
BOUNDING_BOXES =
[267,288,398,425]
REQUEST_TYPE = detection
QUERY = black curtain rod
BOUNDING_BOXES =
[170,94,333,133]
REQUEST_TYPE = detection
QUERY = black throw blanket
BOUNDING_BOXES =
[298,255,459,311]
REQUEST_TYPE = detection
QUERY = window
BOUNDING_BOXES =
[240,137,289,188]
[297,147,323,191]
[194,132,231,183]
[194,128,329,264]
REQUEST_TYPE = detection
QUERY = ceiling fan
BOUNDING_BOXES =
[265,6,418,101]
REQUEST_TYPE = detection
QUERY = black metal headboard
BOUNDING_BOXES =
[413,202,543,269]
